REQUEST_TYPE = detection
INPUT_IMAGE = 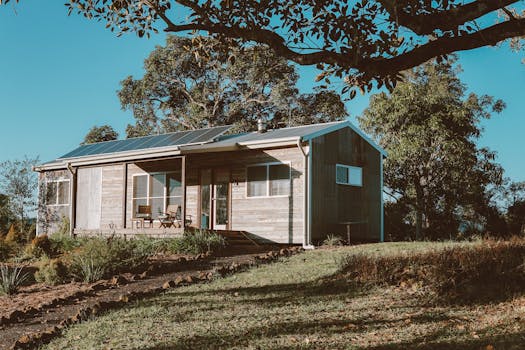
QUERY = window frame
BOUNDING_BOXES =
[335,164,363,187]
[45,179,71,206]
[245,161,292,199]
[131,171,183,219]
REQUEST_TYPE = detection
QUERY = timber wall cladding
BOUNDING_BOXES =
[38,170,70,235]
[76,167,102,230]
[186,147,305,244]
[100,165,124,229]
[311,127,381,242]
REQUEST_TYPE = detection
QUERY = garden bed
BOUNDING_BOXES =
[0,244,302,350]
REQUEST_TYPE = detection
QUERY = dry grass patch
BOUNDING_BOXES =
[41,242,525,350]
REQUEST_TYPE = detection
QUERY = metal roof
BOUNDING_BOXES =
[36,121,385,171]
[58,125,232,160]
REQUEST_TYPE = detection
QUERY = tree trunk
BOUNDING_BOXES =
[414,181,424,240]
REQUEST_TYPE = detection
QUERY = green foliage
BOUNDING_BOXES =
[0,240,15,261]
[82,125,119,145]
[48,232,82,255]
[168,230,226,255]
[120,36,347,137]
[0,193,12,236]
[338,238,525,303]
[69,238,149,281]
[0,265,28,295]
[4,223,25,244]
[70,256,105,283]
[34,256,69,285]
[56,216,70,236]
[322,234,345,247]
[359,58,505,240]
[0,156,39,232]
[24,234,53,259]
[131,236,173,256]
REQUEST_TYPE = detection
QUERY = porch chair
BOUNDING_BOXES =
[165,204,193,227]
[132,205,153,229]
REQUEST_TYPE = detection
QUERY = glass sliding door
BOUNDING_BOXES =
[200,169,212,229]
[213,168,230,230]
[200,168,230,230]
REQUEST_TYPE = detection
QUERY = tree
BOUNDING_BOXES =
[0,194,12,235]
[3,1,524,92]
[82,125,119,144]
[359,58,505,240]
[120,36,347,136]
[0,156,39,235]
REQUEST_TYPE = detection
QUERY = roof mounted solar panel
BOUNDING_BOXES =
[58,125,232,160]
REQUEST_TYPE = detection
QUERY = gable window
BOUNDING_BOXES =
[247,163,290,197]
[132,172,182,219]
[46,179,70,206]
[336,164,363,187]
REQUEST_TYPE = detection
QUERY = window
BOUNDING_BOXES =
[247,163,291,197]
[132,172,182,219]
[336,164,363,187]
[46,179,70,206]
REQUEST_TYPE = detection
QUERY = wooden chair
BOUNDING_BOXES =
[165,204,193,227]
[132,205,153,229]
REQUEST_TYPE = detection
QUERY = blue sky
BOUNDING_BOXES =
[0,1,524,181]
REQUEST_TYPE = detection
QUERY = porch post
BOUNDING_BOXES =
[122,162,128,229]
[181,156,186,228]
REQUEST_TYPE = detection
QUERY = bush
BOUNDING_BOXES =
[338,238,525,303]
[0,265,29,295]
[322,234,345,247]
[24,235,53,259]
[4,223,24,244]
[0,240,15,262]
[34,256,69,285]
[169,230,226,255]
[70,256,105,283]
[69,237,149,282]
[132,236,173,256]
[49,233,82,255]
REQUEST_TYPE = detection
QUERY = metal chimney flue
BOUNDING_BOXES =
[257,117,267,133]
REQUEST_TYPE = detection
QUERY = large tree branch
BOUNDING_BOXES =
[379,0,520,35]
[365,18,525,75]
[162,18,525,77]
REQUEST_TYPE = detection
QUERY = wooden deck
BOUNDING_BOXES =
[73,226,184,239]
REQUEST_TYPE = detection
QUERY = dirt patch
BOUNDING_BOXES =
[0,245,302,350]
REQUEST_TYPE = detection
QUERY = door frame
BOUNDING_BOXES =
[198,167,232,230]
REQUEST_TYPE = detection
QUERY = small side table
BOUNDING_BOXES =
[339,220,368,244]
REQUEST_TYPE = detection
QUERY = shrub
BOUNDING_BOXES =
[70,256,105,283]
[69,237,149,282]
[24,235,53,259]
[169,230,226,255]
[49,233,82,255]
[0,240,15,262]
[34,256,69,285]
[322,234,345,247]
[4,223,24,244]
[0,265,29,295]
[132,236,173,256]
[338,238,525,303]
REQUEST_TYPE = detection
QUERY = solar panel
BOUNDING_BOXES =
[58,125,232,159]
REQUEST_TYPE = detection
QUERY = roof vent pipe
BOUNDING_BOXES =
[257,117,267,133]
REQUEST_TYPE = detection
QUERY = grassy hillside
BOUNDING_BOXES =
[42,241,525,350]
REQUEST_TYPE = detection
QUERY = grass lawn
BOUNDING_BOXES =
[42,242,525,350]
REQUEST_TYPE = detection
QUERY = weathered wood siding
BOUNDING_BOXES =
[37,170,71,235]
[186,147,305,244]
[311,128,382,242]
[76,167,102,230]
[100,165,125,230]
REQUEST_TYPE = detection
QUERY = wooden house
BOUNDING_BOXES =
[35,121,386,246]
